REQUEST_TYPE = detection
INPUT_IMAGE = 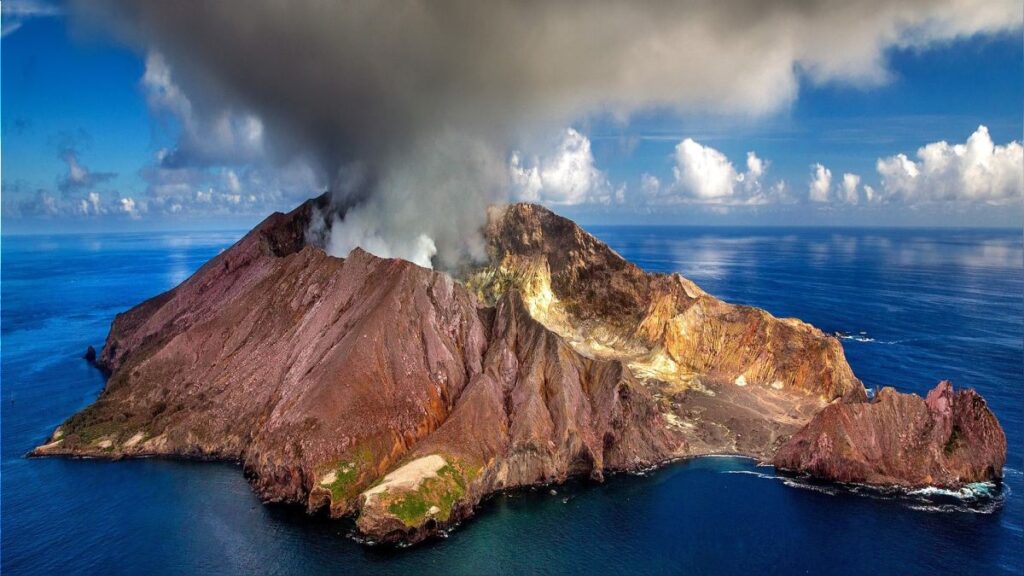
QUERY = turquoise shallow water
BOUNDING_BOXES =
[2,227,1021,575]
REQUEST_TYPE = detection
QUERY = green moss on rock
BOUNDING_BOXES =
[321,445,376,504]
[384,463,470,527]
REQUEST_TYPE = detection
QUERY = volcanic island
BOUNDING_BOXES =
[32,194,1006,544]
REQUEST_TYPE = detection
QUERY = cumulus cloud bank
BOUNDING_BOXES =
[6,138,144,219]
[662,140,783,205]
[877,126,1023,204]
[806,126,1022,207]
[510,129,615,206]
[74,0,1020,264]
[807,165,875,205]
[6,187,142,220]
[674,140,741,201]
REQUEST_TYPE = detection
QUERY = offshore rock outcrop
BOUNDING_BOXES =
[31,194,1005,544]
[773,381,1006,487]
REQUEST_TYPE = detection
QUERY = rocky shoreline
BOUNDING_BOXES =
[31,195,1006,545]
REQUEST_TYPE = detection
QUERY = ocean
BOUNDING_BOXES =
[2,226,1021,575]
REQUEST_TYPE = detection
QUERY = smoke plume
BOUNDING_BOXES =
[74,0,1020,267]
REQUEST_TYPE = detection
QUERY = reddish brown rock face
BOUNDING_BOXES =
[773,381,1006,487]
[31,196,684,543]
[31,195,1006,544]
[354,291,682,542]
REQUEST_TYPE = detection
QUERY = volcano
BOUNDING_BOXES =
[33,194,1006,544]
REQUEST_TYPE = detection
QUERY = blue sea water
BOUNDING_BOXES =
[2,227,1021,575]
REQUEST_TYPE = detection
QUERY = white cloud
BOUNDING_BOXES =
[769,180,790,201]
[36,191,58,215]
[660,140,783,206]
[740,151,774,199]
[224,169,242,194]
[81,192,103,216]
[119,197,142,219]
[673,139,738,200]
[142,52,192,123]
[613,184,626,204]
[877,125,1023,204]
[140,151,321,216]
[3,186,152,219]
[67,155,88,184]
[509,129,612,205]
[809,165,865,205]
[640,173,662,197]
[864,184,878,203]
[841,173,861,204]
[745,152,765,180]
[809,163,833,203]
[509,152,543,203]
[58,150,116,194]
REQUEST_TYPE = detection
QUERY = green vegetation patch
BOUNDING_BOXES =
[78,421,123,445]
[60,403,145,447]
[383,458,484,527]
[322,445,376,504]
[387,491,432,525]
[323,461,360,502]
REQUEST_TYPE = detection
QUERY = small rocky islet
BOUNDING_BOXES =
[32,194,1006,544]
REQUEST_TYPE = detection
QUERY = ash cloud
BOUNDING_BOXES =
[74,0,1020,267]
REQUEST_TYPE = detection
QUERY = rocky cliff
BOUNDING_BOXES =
[773,380,1006,486]
[32,194,1005,544]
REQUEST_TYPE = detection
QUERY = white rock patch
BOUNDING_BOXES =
[38,439,63,451]
[124,432,145,448]
[362,454,447,500]
[734,374,748,387]
[663,412,693,430]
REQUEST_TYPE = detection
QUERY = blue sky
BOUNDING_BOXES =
[2,2,1022,234]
